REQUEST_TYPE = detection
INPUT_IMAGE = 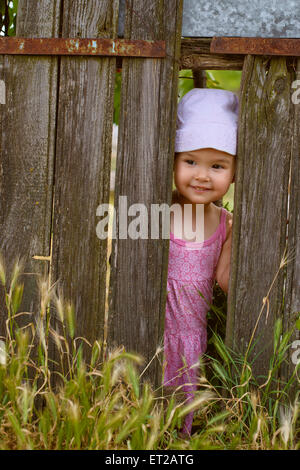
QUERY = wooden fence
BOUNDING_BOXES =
[0,0,183,388]
[0,0,299,390]
[228,55,298,381]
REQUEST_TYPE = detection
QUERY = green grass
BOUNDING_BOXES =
[0,256,299,450]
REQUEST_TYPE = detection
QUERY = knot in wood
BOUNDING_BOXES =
[274,77,286,94]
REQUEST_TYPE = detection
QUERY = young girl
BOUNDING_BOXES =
[164,88,239,435]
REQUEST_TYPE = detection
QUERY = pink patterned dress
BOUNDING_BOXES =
[164,207,228,434]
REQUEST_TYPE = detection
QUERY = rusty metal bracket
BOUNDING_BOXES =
[210,37,300,56]
[0,37,166,58]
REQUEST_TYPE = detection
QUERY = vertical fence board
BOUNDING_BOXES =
[282,60,300,391]
[51,0,118,348]
[226,55,293,379]
[0,0,61,332]
[108,0,183,387]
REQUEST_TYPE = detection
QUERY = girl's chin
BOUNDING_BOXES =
[181,197,215,206]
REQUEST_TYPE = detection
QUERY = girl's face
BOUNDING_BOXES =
[174,147,235,205]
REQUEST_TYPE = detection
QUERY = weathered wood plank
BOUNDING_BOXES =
[0,0,61,333]
[282,60,300,392]
[180,53,244,70]
[180,38,244,70]
[226,55,293,380]
[180,38,296,71]
[50,0,118,350]
[108,0,183,387]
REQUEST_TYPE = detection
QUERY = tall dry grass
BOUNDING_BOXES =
[0,255,299,450]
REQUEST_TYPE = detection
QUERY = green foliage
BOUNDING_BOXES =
[114,69,241,125]
[206,70,242,92]
[178,69,242,102]
[0,0,18,36]
[178,69,194,99]
[295,314,300,331]
[114,69,122,125]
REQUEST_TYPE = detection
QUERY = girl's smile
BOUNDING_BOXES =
[190,185,211,192]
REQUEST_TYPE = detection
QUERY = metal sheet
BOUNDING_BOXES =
[118,0,300,38]
[183,0,300,38]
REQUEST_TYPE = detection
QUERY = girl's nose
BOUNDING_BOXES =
[195,169,210,181]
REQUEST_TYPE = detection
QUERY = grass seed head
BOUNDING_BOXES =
[279,405,293,445]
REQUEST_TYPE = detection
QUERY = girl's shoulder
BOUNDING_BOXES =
[220,206,233,241]
[212,205,232,241]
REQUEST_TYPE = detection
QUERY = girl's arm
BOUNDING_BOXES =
[215,215,233,294]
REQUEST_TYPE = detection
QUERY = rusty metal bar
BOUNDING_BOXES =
[0,37,166,58]
[211,37,300,56]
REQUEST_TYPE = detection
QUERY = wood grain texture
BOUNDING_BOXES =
[0,0,61,332]
[226,55,293,380]
[281,59,300,393]
[51,0,118,349]
[180,53,244,70]
[108,0,183,387]
[180,38,244,70]
[181,38,212,55]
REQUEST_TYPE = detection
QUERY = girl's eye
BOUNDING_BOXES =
[186,160,195,165]
[212,164,224,169]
